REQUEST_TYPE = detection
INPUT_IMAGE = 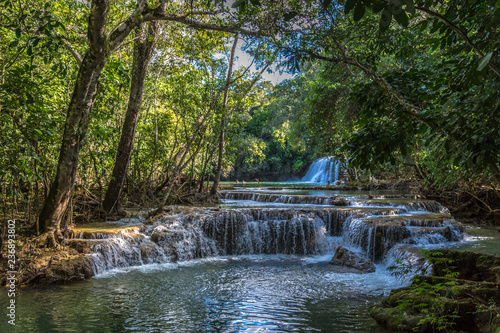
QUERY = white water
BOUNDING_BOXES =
[83,195,465,276]
[7,184,472,333]
[301,156,340,183]
[5,190,493,333]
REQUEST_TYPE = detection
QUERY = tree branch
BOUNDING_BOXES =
[414,5,500,78]
[88,0,109,55]
[106,5,264,56]
[56,37,83,65]
[379,0,500,78]
[303,51,451,136]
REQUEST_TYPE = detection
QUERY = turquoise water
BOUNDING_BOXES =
[1,257,394,332]
[1,183,497,332]
[451,226,500,256]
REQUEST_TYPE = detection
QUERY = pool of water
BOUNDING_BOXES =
[1,256,397,333]
[1,182,497,332]
[450,226,500,256]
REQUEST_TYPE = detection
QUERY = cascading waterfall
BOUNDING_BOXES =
[81,197,465,275]
[301,156,340,183]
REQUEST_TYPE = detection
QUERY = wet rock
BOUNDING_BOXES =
[38,255,95,284]
[139,242,161,259]
[332,197,350,206]
[370,250,500,332]
[329,247,376,273]
[64,239,91,254]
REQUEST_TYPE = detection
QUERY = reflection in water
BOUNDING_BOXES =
[1,182,489,332]
[1,257,394,332]
[450,226,500,256]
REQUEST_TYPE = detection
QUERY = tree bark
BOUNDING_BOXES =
[37,0,257,245]
[102,21,159,214]
[38,52,106,245]
[210,34,239,195]
[38,0,110,246]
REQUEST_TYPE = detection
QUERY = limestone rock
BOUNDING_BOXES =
[370,250,500,333]
[332,197,350,206]
[65,239,91,254]
[329,247,376,273]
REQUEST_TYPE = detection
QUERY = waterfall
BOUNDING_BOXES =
[82,203,465,276]
[301,157,340,183]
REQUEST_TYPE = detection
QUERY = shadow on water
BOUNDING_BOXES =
[1,257,394,332]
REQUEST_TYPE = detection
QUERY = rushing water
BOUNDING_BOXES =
[301,157,340,183]
[2,178,497,332]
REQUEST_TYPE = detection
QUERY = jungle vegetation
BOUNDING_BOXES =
[0,0,499,245]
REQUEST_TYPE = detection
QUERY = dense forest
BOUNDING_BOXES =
[1,0,499,241]
[1,1,500,332]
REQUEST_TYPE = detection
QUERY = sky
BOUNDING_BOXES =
[232,47,295,85]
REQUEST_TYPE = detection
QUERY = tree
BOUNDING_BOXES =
[210,34,239,195]
[102,21,159,215]
[38,0,260,246]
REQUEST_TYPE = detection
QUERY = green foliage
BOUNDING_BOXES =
[388,251,462,331]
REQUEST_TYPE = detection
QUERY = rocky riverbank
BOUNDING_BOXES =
[0,237,94,287]
[370,250,500,332]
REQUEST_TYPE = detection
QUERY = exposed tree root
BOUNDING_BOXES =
[37,229,63,249]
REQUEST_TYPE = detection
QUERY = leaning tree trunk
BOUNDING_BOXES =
[102,22,159,214]
[210,34,238,195]
[38,53,106,246]
[37,0,251,246]
[37,0,111,247]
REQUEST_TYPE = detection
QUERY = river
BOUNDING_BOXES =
[1,181,499,332]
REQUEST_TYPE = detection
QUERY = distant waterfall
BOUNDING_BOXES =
[302,157,340,183]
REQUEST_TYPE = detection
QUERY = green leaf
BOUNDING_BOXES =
[15,27,21,38]
[401,0,415,15]
[477,52,493,71]
[387,0,403,14]
[344,0,356,14]
[372,1,386,13]
[232,0,244,8]
[394,9,408,27]
[379,8,392,30]
[418,19,428,32]
[353,3,366,21]
[284,11,298,21]
[430,21,442,34]
[322,0,332,9]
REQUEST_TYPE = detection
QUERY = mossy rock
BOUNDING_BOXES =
[39,255,95,284]
[371,251,500,332]
[431,250,500,282]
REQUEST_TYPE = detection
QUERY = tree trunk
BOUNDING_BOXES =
[38,52,106,246]
[102,22,159,214]
[210,34,238,195]
[37,0,251,244]
[37,0,110,246]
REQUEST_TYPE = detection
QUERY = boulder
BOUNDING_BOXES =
[329,247,376,273]
[332,197,350,206]
[370,250,500,332]
[65,239,91,254]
